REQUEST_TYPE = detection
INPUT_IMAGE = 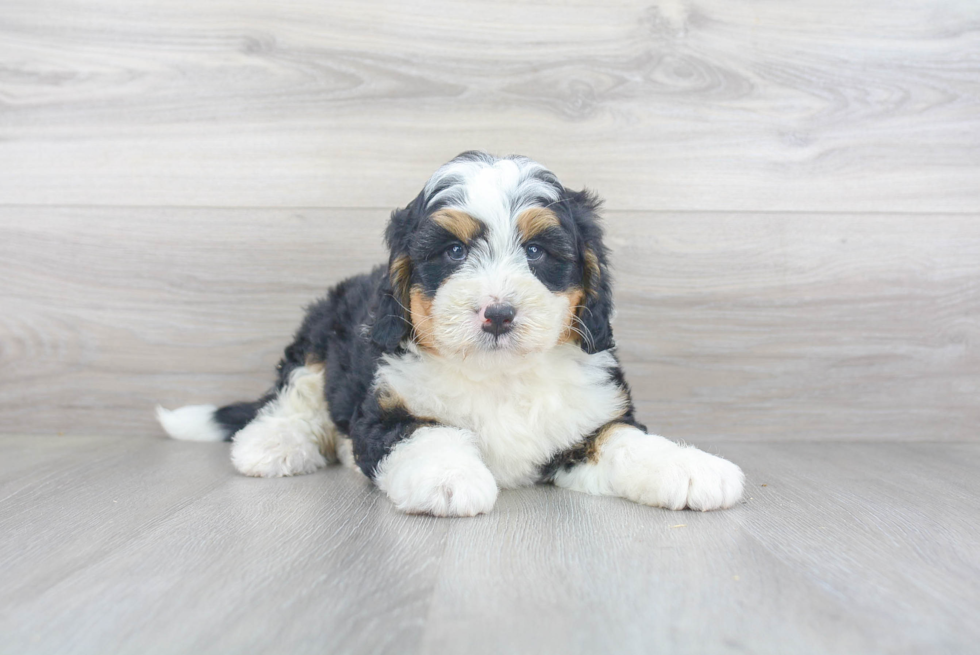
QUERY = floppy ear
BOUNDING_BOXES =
[369,253,412,352]
[369,194,424,352]
[569,190,615,354]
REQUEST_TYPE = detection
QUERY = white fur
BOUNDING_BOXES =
[375,426,498,517]
[156,404,226,442]
[424,256,571,357]
[230,365,338,478]
[378,344,628,488]
[424,155,559,221]
[553,425,745,511]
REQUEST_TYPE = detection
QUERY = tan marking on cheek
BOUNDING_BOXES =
[389,255,412,305]
[558,287,586,345]
[409,285,439,352]
[583,249,601,299]
[587,421,629,463]
[432,209,482,243]
[516,207,560,241]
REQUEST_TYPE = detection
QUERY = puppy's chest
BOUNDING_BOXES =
[379,349,626,487]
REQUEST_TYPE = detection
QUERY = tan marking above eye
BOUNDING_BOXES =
[516,207,560,241]
[431,209,482,243]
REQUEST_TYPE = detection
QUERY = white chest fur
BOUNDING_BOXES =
[376,344,628,488]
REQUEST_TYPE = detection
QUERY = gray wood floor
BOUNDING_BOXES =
[2,435,978,655]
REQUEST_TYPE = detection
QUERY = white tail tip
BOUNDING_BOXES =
[156,404,226,442]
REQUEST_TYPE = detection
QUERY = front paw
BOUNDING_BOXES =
[614,442,745,511]
[380,461,498,517]
[375,427,498,517]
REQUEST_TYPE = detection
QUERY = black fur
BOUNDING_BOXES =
[348,387,440,478]
[216,267,390,442]
[523,224,577,292]
[214,262,450,477]
[411,221,481,296]
[293,267,390,438]
[560,189,615,354]
[213,394,276,437]
[211,152,629,478]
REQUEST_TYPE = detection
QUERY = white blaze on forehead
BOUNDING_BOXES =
[424,154,562,259]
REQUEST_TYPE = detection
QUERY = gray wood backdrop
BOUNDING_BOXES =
[2,0,978,441]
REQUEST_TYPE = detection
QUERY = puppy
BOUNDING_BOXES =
[157,151,744,517]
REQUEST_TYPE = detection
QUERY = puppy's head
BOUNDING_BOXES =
[371,151,614,359]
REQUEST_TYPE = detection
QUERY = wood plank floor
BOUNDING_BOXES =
[1,435,978,655]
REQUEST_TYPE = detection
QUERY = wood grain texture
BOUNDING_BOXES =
[2,207,977,441]
[0,435,446,655]
[1,435,978,654]
[1,0,978,211]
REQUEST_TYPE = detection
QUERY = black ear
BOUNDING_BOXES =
[369,194,424,352]
[369,257,411,352]
[568,190,615,354]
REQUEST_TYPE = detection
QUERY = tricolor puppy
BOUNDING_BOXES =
[157,151,744,517]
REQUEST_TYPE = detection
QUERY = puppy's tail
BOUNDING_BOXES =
[156,394,275,442]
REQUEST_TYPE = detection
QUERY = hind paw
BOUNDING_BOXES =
[230,417,328,477]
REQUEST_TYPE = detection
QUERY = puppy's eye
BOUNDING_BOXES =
[445,243,467,262]
[525,244,545,262]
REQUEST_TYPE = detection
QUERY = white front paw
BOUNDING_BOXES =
[375,427,498,517]
[614,441,745,511]
[231,417,327,478]
[381,460,498,517]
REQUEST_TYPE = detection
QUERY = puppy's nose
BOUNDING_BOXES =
[482,303,516,336]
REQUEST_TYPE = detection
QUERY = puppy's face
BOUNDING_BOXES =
[373,152,614,359]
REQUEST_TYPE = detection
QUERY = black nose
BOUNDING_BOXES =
[482,303,516,336]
